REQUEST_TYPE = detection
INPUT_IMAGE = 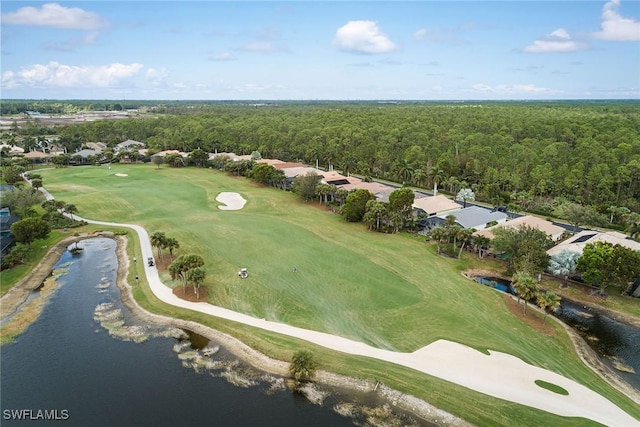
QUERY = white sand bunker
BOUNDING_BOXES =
[115,173,128,177]
[216,192,247,210]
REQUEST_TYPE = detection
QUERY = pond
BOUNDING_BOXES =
[1,238,428,426]
[474,276,640,391]
[556,300,640,391]
[475,277,516,295]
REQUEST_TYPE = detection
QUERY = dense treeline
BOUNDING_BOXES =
[8,101,640,213]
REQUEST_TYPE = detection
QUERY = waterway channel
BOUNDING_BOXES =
[475,276,640,391]
[1,238,428,426]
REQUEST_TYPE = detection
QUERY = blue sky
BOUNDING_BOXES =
[1,1,639,100]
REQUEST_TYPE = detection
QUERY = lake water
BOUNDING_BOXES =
[1,238,426,426]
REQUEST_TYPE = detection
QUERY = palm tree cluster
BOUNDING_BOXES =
[512,271,561,323]
[149,231,180,263]
[169,254,206,299]
[428,214,473,258]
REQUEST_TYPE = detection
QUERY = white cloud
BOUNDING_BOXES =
[146,68,168,86]
[412,27,464,44]
[1,61,143,88]
[44,31,101,52]
[209,52,236,61]
[593,0,640,41]
[1,3,109,30]
[243,41,276,52]
[471,83,556,95]
[334,20,397,54]
[413,28,429,40]
[523,28,588,53]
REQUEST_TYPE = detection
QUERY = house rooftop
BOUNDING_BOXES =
[473,215,566,241]
[339,179,395,195]
[274,162,306,170]
[413,195,462,215]
[547,229,640,256]
[24,151,49,158]
[440,205,507,229]
[118,139,145,147]
[281,166,323,179]
[256,158,285,166]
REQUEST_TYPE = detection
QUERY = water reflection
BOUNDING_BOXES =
[557,301,640,390]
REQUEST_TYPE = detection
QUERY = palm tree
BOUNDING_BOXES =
[473,235,491,259]
[363,200,387,232]
[537,291,561,323]
[335,188,349,207]
[429,226,447,254]
[186,267,206,299]
[457,228,474,258]
[396,160,414,185]
[444,214,457,233]
[165,237,180,260]
[412,168,428,187]
[169,254,204,293]
[150,231,167,261]
[429,167,444,190]
[64,203,78,221]
[387,210,404,233]
[448,224,463,249]
[289,350,318,383]
[513,271,538,315]
[315,183,331,204]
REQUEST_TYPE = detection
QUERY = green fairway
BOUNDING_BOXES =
[39,163,640,424]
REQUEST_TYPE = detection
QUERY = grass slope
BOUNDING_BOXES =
[40,164,640,425]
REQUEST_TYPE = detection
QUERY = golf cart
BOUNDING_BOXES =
[148,257,155,267]
[238,268,248,279]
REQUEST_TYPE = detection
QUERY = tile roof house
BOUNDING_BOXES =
[256,158,285,166]
[281,166,324,179]
[207,152,251,162]
[437,205,508,231]
[273,162,306,170]
[336,177,394,195]
[0,144,24,155]
[72,149,101,159]
[473,215,566,241]
[24,151,50,163]
[412,195,462,217]
[319,171,351,186]
[547,230,640,257]
[116,139,145,150]
[84,142,107,151]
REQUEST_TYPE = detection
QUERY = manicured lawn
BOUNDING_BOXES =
[39,163,640,425]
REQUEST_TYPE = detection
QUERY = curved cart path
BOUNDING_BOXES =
[39,188,639,426]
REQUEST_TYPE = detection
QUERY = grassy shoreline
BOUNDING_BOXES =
[4,163,639,425]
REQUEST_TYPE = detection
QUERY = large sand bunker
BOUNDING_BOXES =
[216,192,247,210]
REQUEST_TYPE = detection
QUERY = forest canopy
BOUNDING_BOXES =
[4,100,640,213]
